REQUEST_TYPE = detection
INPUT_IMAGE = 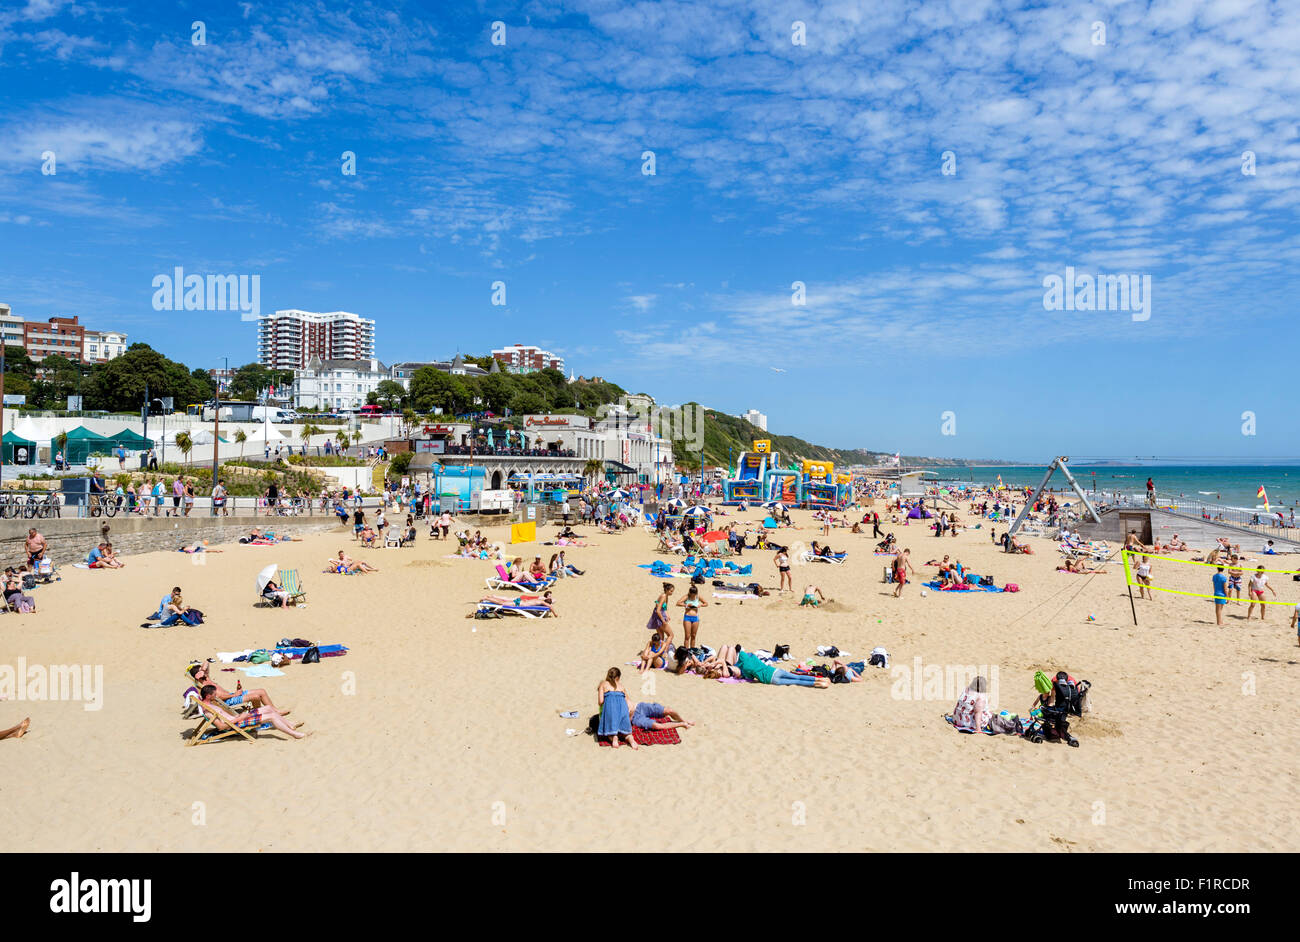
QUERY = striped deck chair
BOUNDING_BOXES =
[185,696,304,746]
[279,569,307,605]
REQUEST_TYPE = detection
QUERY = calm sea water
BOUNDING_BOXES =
[925,465,1300,514]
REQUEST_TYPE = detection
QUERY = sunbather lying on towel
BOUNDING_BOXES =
[189,663,287,714]
[737,649,830,688]
[481,590,558,615]
[199,685,309,740]
[629,701,694,731]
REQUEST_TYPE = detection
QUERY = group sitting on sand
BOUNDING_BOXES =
[86,542,123,569]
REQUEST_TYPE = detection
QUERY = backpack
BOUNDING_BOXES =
[1054,674,1084,717]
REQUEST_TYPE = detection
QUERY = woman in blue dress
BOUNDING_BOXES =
[596,668,637,749]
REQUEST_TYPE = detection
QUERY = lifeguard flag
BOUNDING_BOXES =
[1258,486,1269,512]
[997,474,1004,487]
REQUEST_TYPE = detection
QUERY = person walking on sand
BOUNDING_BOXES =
[1212,566,1229,626]
[775,546,793,594]
[1247,565,1276,620]
[892,548,915,598]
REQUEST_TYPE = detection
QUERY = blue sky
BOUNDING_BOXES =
[2,0,1298,461]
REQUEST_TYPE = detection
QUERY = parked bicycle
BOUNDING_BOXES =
[89,493,118,518]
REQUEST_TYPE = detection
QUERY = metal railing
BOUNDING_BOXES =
[1106,491,1299,543]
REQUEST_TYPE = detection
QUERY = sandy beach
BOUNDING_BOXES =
[3,506,1297,853]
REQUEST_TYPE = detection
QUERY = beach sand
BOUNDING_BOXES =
[3,507,1297,852]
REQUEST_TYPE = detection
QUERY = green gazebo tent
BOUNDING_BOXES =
[2,430,36,464]
[105,428,155,453]
[60,426,113,464]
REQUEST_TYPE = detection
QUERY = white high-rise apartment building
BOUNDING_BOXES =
[258,309,375,371]
[742,409,768,431]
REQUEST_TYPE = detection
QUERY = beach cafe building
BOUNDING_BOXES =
[400,413,663,490]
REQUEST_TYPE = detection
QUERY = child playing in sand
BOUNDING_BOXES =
[800,585,826,607]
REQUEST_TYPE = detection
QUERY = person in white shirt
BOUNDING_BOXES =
[1247,566,1275,620]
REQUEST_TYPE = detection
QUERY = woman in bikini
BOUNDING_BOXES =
[649,582,675,643]
[676,584,708,649]
[775,547,792,593]
[638,632,670,670]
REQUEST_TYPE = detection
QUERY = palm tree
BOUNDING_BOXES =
[401,408,416,438]
[53,430,68,467]
[299,423,320,466]
[583,458,604,486]
[351,430,362,452]
[335,429,349,456]
[175,431,194,467]
[235,428,248,459]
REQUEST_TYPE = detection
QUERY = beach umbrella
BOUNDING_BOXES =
[762,500,786,511]
[609,488,630,500]
[256,563,278,592]
[701,530,728,542]
[683,505,711,518]
[666,497,686,509]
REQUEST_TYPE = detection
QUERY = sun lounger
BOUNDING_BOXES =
[801,551,847,565]
[475,600,552,618]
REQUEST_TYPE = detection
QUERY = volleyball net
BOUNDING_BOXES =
[1120,550,1299,607]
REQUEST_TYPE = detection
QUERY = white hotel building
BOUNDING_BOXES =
[258,309,375,371]
[291,357,390,412]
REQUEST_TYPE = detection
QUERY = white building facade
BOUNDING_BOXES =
[292,358,390,412]
[742,409,768,431]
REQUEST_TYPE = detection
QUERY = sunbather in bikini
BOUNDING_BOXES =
[199,685,309,740]
[638,632,670,670]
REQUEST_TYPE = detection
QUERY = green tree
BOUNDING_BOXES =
[174,431,194,466]
[86,344,210,412]
[234,428,248,458]
[228,362,294,401]
[375,379,406,410]
[299,423,321,465]
[409,368,470,416]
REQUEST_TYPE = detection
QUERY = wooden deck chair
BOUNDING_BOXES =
[279,569,307,605]
[185,698,262,746]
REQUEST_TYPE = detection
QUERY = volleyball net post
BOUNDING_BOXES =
[1121,549,1138,625]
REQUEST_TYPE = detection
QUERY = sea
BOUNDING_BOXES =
[923,465,1300,516]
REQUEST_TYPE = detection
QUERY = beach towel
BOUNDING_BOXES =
[944,714,998,735]
[712,591,753,600]
[922,581,1003,593]
[236,664,286,678]
[632,726,681,746]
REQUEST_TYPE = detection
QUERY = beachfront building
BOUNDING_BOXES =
[291,357,390,412]
[0,304,23,350]
[0,305,127,364]
[390,354,491,389]
[742,409,768,431]
[400,412,672,490]
[491,343,564,374]
[258,309,376,371]
[83,329,128,363]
